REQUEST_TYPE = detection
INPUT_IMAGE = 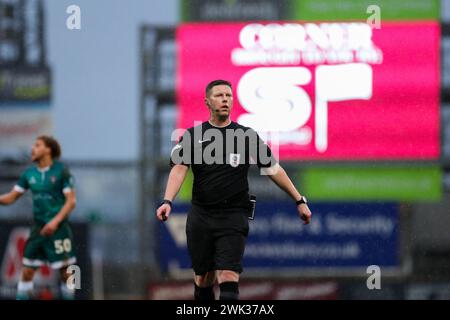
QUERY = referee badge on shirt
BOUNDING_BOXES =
[229,153,240,167]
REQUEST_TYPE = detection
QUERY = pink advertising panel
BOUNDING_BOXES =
[176,22,440,160]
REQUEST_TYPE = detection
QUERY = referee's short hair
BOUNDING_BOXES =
[205,79,232,97]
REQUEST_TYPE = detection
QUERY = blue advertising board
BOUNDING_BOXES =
[158,202,399,273]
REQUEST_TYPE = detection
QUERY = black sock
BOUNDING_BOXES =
[219,281,239,300]
[194,284,215,301]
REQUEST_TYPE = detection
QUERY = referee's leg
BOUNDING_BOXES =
[194,271,216,301]
[186,206,216,301]
[214,222,248,300]
[217,270,240,300]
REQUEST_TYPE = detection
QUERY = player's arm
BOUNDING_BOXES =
[41,190,76,236]
[1,171,29,205]
[156,164,189,221]
[263,163,312,224]
[0,188,24,205]
[41,165,77,236]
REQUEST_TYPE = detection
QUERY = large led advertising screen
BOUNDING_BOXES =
[176,22,440,160]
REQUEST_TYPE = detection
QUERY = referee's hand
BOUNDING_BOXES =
[297,204,312,225]
[156,203,171,222]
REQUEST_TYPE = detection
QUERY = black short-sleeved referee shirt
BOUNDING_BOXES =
[170,121,277,208]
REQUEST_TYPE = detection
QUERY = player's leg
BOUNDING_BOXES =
[17,225,46,300]
[186,206,216,301]
[44,221,77,300]
[16,267,37,300]
[213,210,249,300]
[59,266,75,300]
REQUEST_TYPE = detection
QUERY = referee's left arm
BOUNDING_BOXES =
[263,164,312,224]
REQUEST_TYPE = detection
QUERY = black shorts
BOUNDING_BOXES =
[186,204,249,275]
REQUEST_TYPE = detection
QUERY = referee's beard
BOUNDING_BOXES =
[210,107,230,123]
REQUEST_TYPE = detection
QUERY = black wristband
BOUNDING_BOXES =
[296,196,307,206]
[160,199,172,209]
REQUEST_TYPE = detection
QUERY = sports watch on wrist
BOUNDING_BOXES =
[160,199,172,209]
[296,196,307,206]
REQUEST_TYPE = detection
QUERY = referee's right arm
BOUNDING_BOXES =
[156,164,189,221]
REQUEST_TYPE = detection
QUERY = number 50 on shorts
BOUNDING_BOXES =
[54,238,72,254]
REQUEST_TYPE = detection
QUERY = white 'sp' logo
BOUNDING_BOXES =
[237,64,373,153]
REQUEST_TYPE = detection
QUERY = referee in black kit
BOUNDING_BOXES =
[156,80,312,301]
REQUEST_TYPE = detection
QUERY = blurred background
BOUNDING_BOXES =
[0,0,449,300]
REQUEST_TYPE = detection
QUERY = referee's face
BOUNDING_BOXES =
[205,85,233,118]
